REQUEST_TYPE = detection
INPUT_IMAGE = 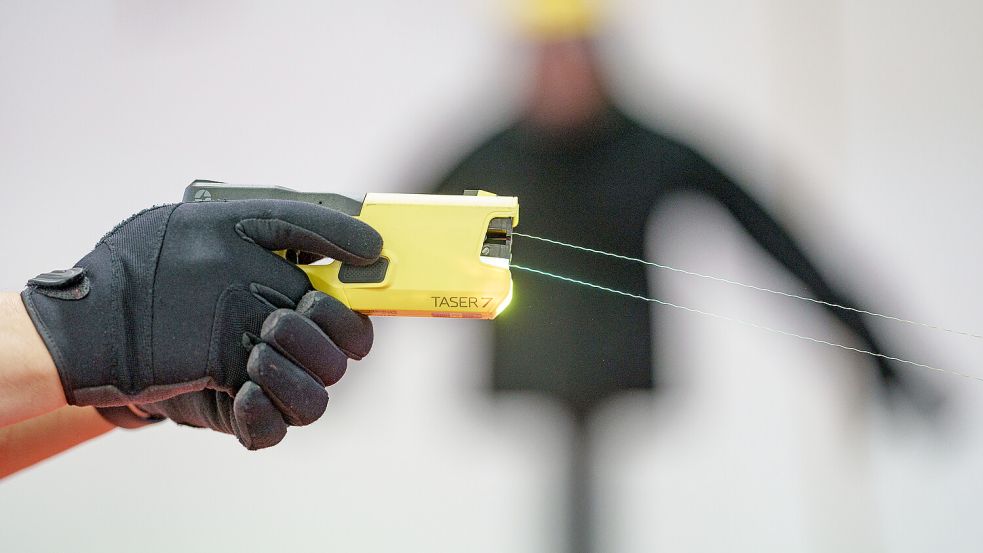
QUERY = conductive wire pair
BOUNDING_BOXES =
[510,232,981,383]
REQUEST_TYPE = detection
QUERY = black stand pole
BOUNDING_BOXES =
[568,410,592,553]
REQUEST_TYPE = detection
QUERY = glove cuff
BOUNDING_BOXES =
[21,246,120,406]
[20,287,77,404]
[21,204,180,407]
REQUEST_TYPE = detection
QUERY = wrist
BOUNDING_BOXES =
[0,291,66,427]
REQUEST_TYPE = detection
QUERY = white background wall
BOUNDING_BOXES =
[2,1,982,551]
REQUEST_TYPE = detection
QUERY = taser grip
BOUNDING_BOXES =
[184,181,518,319]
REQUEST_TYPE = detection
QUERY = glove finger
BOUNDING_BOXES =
[233,200,382,266]
[232,382,288,450]
[261,309,349,386]
[296,291,374,360]
[250,282,297,310]
[247,343,329,427]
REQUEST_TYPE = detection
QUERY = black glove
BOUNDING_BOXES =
[22,199,382,449]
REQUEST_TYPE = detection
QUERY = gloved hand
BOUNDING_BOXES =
[21,199,381,449]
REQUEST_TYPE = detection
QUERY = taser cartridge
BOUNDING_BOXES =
[183,181,518,319]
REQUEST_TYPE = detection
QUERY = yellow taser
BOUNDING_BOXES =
[184,181,519,319]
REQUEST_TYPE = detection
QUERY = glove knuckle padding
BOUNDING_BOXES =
[205,286,278,392]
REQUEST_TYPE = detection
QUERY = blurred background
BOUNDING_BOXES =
[2,0,982,551]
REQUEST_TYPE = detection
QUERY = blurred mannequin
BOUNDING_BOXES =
[435,0,918,413]
[429,1,932,551]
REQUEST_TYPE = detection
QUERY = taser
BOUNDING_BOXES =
[183,180,519,319]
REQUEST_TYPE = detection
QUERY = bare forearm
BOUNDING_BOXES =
[0,405,114,478]
[0,291,66,428]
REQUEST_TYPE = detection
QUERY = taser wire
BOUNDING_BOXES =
[513,232,983,340]
[509,233,982,383]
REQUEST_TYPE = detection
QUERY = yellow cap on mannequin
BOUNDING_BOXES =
[511,0,602,40]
